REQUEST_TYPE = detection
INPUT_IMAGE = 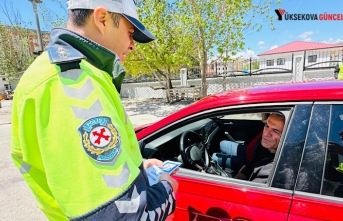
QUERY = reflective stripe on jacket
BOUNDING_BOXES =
[11,28,175,221]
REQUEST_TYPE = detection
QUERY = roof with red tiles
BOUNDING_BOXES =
[258,41,343,56]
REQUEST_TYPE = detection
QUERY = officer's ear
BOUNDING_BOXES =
[93,7,110,36]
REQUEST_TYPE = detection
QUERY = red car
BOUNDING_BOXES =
[136,80,343,221]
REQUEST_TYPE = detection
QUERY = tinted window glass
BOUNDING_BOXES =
[295,105,329,194]
[322,105,343,198]
[271,105,311,190]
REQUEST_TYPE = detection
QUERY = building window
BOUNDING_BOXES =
[277,58,285,65]
[267,59,274,66]
[2,78,5,81]
[308,55,317,63]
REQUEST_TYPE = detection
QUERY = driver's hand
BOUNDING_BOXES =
[143,158,163,169]
[159,172,179,193]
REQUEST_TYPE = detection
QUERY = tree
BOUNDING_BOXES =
[0,1,35,88]
[123,0,196,103]
[39,0,67,29]
[0,0,67,90]
[176,0,281,97]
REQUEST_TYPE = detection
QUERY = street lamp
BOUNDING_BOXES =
[28,0,43,54]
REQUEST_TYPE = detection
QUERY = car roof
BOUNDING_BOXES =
[199,80,343,107]
[136,80,343,139]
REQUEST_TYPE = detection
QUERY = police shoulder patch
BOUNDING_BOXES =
[78,116,121,163]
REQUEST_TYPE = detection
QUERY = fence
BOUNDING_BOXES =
[121,68,337,100]
[121,48,340,100]
[304,49,342,71]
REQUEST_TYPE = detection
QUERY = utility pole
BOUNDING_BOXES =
[29,0,43,54]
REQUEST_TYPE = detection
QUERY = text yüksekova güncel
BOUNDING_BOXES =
[284,13,343,20]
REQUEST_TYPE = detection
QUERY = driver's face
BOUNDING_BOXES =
[261,114,284,153]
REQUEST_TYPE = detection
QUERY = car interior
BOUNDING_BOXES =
[141,107,292,181]
[323,106,343,197]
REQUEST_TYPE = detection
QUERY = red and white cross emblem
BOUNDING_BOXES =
[90,127,112,147]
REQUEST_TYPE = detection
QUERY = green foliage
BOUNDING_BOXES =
[123,0,196,88]
[124,0,281,98]
[174,0,281,97]
[0,0,67,86]
[0,23,35,84]
[39,0,67,29]
[0,1,37,84]
[252,61,259,70]
[243,60,259,70]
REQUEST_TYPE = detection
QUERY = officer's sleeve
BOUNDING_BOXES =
[140,165,176,221]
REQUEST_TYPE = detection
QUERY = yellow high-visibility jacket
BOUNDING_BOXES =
[11,28,175,221]
[337,62,343,80]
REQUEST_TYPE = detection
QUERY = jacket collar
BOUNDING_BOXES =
[47,28,126,92]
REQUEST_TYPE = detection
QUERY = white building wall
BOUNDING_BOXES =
[258,52,294,73]
[0,74,17,92]
[0,75,6,91]
[304,48,342,68]
[216,63,234,75]
[259,47,343,71]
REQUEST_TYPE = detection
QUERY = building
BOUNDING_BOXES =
[0,26,50,92]
[207,58,251,76]
[257,41,343,80]
[28,30,50,53]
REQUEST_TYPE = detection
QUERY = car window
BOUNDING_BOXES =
[271,105,312,190]
[322,105,343,198]
[143,105,292,185]
[222,113,261,120]
[295,105,330,194]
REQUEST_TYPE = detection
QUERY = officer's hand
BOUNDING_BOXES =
[143,158,163,169]
[144,159,180,175]
[159,172,179,193]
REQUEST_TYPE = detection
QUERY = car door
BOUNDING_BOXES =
[164,104,311,221]
[289,103,343,221]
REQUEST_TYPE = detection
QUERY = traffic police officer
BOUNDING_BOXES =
[334,58,343,80]
[10,0,178,220]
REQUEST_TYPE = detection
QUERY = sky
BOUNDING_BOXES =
[1,0,342,59]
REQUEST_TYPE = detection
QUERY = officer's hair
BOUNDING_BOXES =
[68,9,121,28]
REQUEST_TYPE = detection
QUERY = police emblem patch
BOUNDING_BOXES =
[78,116,121,163]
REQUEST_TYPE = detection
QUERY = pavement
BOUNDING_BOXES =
[0,98,191,220]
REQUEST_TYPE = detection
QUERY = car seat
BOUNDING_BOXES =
[245,131,263,163]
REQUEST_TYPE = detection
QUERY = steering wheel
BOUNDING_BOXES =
[179,130,209,170]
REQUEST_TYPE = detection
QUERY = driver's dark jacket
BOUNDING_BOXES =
[11,28,175,221]
[241,143,275,180]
